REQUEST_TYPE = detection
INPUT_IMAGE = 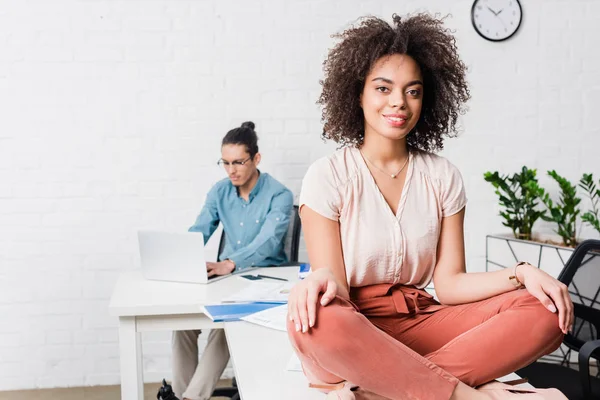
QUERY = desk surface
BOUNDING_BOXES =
[111,266,531,399]
[226,321,323,400]
[109,266,298,317]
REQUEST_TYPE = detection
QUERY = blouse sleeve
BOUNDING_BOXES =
[441,162,468,217]
[298,157,342,221]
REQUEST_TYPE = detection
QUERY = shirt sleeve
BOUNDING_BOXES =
[188,185,220,245]
[298,158,342,221]
[441,161,468,217]
[226,188,294,269]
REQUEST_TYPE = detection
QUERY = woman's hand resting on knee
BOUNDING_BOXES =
[518,264,574,334]
[288,268,339,333]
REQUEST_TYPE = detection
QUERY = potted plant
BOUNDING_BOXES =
[579,173,600,237]
[483,167,545,241]
[486,169,600,367]
[484,168,581,279]
[533,170,581,248]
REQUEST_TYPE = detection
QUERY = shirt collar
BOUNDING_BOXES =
[247,171,265,201]
[232,170,265,202]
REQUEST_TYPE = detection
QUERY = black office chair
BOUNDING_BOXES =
[211,205,302,399]
[516,239,600,400]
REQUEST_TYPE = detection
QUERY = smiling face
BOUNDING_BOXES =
[360,54,423,143]
[220,144,260,188]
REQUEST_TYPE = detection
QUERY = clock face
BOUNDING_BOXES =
[471,0,522,42]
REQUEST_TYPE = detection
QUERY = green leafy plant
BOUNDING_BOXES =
[535,171,581,247]
[484,167,545,241]
[579,173,600,235]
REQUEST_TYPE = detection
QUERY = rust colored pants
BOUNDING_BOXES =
[288,285,563,400]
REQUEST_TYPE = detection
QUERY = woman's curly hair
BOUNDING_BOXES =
[318,13,470,152]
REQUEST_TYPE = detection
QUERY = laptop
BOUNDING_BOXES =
[138,230,233,284]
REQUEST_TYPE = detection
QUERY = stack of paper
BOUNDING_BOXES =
[223,280,294,304]
[203,280,295,322]
[240,304,288,331]
[286,353,303,372]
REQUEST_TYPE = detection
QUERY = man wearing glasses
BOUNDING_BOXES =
[171,121,294,400]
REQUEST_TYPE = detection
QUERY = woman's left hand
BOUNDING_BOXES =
[519,263,574,334]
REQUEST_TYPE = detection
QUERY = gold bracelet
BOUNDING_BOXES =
[509,261,529,288]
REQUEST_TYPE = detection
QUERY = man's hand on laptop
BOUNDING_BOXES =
[206,260,236,277]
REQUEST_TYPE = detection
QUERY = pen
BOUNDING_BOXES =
[257,274,288,282]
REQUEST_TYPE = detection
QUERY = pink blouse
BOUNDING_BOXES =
[299,147,467,289]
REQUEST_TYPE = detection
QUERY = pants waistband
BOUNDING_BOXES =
[349,284,443,317]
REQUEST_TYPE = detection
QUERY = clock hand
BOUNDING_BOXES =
[496,8,504,16]
[494,12,507,30]
[487,6,498,15]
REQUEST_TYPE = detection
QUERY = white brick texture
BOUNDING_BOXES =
[0,0,599,391]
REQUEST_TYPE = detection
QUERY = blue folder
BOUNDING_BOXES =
[204,302,282,322]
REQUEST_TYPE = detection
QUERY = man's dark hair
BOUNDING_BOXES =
[222,121,259,158]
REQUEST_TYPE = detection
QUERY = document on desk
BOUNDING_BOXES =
[240,304,288,331]
[223,280,294,304]
[203,303,281,322]
[286,352,303,372]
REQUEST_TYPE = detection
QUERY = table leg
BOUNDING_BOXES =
[119,316,144,400]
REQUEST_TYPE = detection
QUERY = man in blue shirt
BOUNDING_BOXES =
[171,121,293,400]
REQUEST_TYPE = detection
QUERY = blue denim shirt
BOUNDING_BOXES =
[189,172,293,269]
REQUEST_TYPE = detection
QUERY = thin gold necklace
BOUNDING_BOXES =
[360,151,409,179]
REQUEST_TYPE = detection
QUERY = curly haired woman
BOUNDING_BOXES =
[287,13,570,400]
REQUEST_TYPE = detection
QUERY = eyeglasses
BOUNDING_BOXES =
[217,157,253,168]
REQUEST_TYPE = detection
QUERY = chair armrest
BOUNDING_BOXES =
[563,303,600,352]
[573,303,600,331]
[578,339,600,400]
[558,239,600,284]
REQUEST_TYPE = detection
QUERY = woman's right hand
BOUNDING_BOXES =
[288,268,338,333]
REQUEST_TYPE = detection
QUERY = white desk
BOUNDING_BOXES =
[225,321,322,400]
[108,266,298,400]
[110,267,530,400]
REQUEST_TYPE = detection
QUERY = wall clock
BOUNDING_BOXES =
[471,0,523,42]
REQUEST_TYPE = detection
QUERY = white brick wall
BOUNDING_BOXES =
[0,0,598,391]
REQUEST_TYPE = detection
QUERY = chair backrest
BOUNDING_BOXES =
[283,205,302,263]
[217,205,302,263]
[557,239,600,351]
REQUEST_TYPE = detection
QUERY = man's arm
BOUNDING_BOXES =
[188,186,220,245]
[227,189,294,269]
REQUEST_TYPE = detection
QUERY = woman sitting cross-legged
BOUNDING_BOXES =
[287,13,571,400]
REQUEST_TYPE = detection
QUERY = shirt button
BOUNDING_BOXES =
[237,240,241,244]
[395,272,400,277]
[275,217,280,221]
[243,205,246,208]
[255,219,259,223]
[240,222,244,226]
[251,262,255,266]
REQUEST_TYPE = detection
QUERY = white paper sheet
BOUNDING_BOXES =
[224,280,294,303]
[286,352,303,372]
[240,304,288,331]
